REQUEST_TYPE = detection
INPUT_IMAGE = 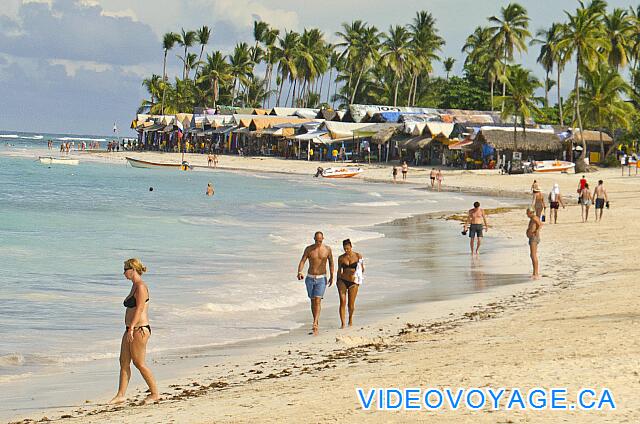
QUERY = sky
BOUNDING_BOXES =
[0,0,634,135]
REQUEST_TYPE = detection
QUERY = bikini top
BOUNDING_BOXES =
[344,261,359,270]
[123,292,149,308]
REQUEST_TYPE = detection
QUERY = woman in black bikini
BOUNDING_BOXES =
[109,258,159,405]
[336,239,364,328]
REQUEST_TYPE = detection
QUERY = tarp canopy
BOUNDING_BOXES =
[211,125,236,134]
[448,139,474,150]
[293,131,328,141]
[425,122,455,138]
[324,121,371,139]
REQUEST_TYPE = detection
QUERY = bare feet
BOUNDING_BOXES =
[312,324,319,336]
[108,395,126,405]
[142,394,159,405]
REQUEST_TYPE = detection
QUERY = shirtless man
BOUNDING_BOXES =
[430,168,437,189]
[526,207,543,279]
[297,231,334,335]
[592,180,609,222]
[463,201,489,255]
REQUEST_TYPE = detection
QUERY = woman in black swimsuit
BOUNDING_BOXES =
[109,258,159,405]
[336,239,365,328]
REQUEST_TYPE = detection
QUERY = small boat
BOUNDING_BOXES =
[126,157,191,170]
[39,156,79,165]
[532,160,575,173]
[321,166,363,178]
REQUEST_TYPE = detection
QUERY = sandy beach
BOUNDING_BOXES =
[7,151,640,424]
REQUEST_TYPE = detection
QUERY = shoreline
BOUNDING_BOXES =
[3,150,639,423]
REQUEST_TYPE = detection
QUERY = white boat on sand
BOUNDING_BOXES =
[532,160,575,173]
[39,156,79,165]
[321,166,363,178]
[126,157,191,170]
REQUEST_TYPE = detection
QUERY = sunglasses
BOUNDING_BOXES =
[123,267,132,272]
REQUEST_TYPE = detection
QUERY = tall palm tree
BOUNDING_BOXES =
[179,52,200,80]
[628,6,640,71]
[274,30,300,107]
[556,2,607,170]
[325,50,340,105]
[336,21,381,104]
[261,26,280,107]
[531,24,562,108]
[178,28,197,80]
[161,32,180,115]
[229,42,253,106]
[488,3,531,108]
[462,26,500,110]
[494,66,542,149]
[576,63,634,158]
[194,26,212,79]
[603,8,634,69]
[382,25,412,106]
[409,11,444,106]
[443,57,455,80]
[549,23,569,124]
[197,51,231,108]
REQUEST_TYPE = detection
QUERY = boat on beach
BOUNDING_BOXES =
[126,157,191,170]
[532,160,575,173]
[38,156,79,165]
[321,166,363,178]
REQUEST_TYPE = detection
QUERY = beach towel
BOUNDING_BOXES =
[355,259,364,285]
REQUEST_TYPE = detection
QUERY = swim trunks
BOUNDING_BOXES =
[595,198,605,209]
[550,201,559,209]
[304,275,327,299]
[469,223,483,238]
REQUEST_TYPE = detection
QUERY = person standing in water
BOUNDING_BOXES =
[548,183,565,224]
[110,258,159,405]
[392,166,398,183]
[336,239,364,328]
[463,201,489,255]
[401,161,408,181]
[592,180,609,222]
[297,232,334,335]
[526,208,543,279]
[206,182,214,196]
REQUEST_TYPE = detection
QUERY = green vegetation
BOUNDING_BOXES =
[140,1,640,163]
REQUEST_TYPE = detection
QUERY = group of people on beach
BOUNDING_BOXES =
[392,163,444,191]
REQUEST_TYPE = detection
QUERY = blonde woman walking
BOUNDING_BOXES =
[109,258,159,405]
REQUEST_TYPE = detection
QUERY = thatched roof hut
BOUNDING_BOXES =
[476,128,563,153]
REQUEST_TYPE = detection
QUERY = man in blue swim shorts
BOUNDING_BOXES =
[297,231,334,335]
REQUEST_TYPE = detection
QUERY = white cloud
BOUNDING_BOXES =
[100,8,138,21]
[49,58,112,77]
[211,0,299,32]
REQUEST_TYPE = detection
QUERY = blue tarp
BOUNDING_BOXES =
[378,112,402,122]
[482,143,495,158]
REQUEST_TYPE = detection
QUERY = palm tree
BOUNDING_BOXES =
[179,52,200,80]
[494,66,542,149]
[229,42,253,106]
[462,26,500,110]
[488,3,532,108]
[603,8,634,69]
[556,2,607,170]
[531,25,558,107]
[178,28,197,80]
[336,21,381,104]
[382,25,412,106]
[576,63,634,158]
[549,23,569,124]
[443,57,455,80]
[261,26,280,107]
[142,74,163,111]
[408,11,444,106]
[274,30,300,106]
[194,26,212,79]
[197,51,231,108]
[161,32,180,114]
